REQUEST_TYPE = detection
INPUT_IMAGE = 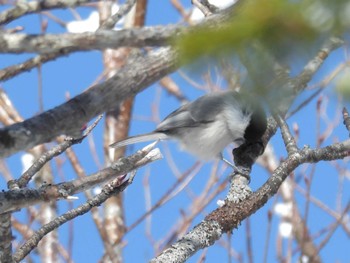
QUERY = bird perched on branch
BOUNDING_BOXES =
[110,90,267,168]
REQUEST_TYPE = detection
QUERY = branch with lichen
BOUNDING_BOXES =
[150,36,345,263]
[0,142,162,214]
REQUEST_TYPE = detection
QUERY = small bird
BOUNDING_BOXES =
[110,90,267,166]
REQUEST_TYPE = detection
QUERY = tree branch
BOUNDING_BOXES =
[12,168,138,262]
[0,4,241,55]
[150,140,350,262]
[151,36,345,262]
[8,115,103,190]
[0,27,181,54]
[0,213,12,263]
[0,0,92,25]
[0,143,162,214]
[0,47,177,157]
[0,51,69,81]
[99,0,137,30]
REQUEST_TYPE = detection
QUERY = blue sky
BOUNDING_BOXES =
[1,1,350,262]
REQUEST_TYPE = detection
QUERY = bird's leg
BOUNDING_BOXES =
[219,152,251,180]
[219,152,236,168]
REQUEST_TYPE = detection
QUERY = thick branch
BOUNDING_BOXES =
[0,5,238,55]
[151,140,350,262]
[0,47,177,157]
[0,27,180,54]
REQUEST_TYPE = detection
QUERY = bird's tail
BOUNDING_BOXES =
[109,132,169,148]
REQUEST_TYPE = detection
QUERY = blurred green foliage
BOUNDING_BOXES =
[336,69,350,100]
[175,0,348,64]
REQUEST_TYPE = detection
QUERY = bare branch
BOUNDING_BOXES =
[192,0,213,17]
[315,202,350,255]
[0,213,12,263]
[0,0,92,25]
[0,143,162,214]
[150,140,350,262]
[342,107,350,135]
[0,6,240,55]
[0,52,67,81]
[99,0,137,30]
[263,37,344,143]
[12,169,139,262]
[274,114,298,155]
[0,27,180,54]
[8,115,103,190]
[127,162,201,232]
[0,47,177,158]
[293,37,345,94]
[0,2,348,261]
[159,76,188,103]
[226,174,251,203]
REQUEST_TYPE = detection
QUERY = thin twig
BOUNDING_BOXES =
[8,115,103,190]
[150,139,350,262]
[274,114,298,155]
[0,0,91,25]
[246,217,253,263]
[99,0,137,29]
[1,143,162,214]
[127,162,201,232]
[313,202,350,259]
[342,107,350,135]
[12,170,138,262]
[0,52,68,82]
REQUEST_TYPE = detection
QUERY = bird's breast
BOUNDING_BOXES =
[175,118,239,160]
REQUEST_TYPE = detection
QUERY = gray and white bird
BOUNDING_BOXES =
[110,90,267,164]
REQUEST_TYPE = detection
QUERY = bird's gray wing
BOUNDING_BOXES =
[155,104,196,132]
[155,92,231,132]
[188,92,232,121]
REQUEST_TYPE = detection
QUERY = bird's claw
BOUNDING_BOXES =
[220,153,251,181]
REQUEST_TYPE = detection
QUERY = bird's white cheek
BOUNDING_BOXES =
[222,106,252,146]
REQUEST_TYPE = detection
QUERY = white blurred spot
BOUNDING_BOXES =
[340,2,350,27]
[280,180,293,199]
[67,12,100,33]
[21,153,35,173]
[303,1,334,32]
[279,221,293,238]
[274,202,293,217]
[66,195,79,200]
[343,214,350,229]
[190,0,237,22]
[67,4,123,33]
[93,186,102,195]
[217,199,225,207]
[301,255,310,263]
[335,68,350,97]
